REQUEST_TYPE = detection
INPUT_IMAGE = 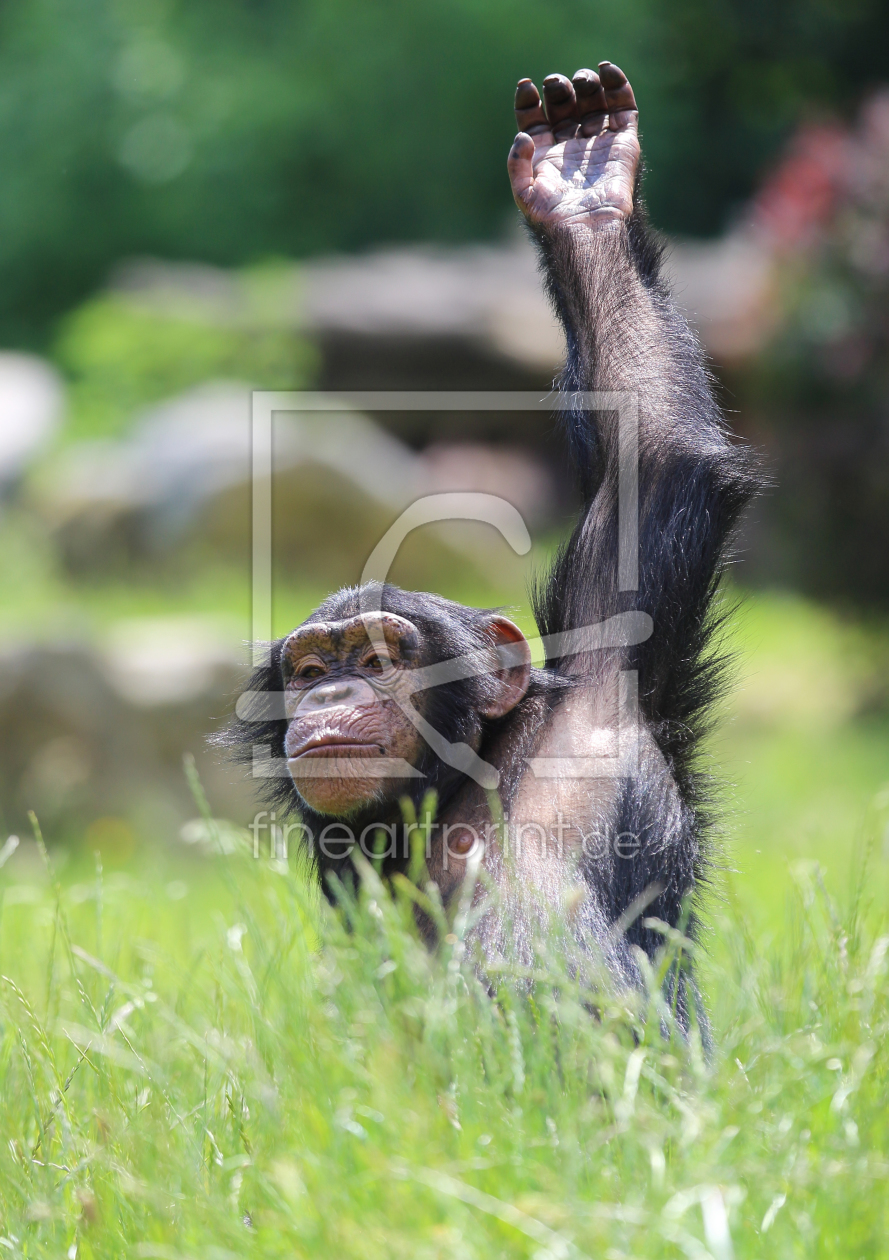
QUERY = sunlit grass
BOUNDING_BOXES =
[0,820,886,1258]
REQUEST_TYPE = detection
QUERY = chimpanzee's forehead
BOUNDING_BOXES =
[282,613,420,663]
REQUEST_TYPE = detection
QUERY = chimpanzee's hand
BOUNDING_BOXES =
[508,63,640,230]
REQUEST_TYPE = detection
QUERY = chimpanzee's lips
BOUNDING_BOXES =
[288,737,381,760]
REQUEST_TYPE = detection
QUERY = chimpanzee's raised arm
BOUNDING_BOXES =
[219,61,761,1032]
[509,64,761,775]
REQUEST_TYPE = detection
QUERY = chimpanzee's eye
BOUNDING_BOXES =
[363,654,390,672]
[297,664,325,680]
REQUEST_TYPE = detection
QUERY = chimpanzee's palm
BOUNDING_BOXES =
[508,62,640,228]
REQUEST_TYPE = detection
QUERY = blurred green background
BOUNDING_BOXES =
[2,0,889,344]
[0,0,888,933]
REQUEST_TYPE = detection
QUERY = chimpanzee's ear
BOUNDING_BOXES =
[479,617,532,719]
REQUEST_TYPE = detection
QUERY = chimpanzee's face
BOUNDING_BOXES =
[281,613,427,816]
[280,609,532,818]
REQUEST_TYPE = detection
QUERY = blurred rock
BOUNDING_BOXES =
[301,239,565,375]
[664,230,777,363]
[113,231,778,377]
[420,442,554,525]
[40,382,257,566]
[40,383,547,588]
[113,241,565,376]
[0,353,65,490]
[0,618,255,839]
[101,616,244,707]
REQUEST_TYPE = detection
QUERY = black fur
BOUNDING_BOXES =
[529,207,762,1022]
[221,204,763,1029]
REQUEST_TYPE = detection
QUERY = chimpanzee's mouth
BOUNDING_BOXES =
[289,737,382,760]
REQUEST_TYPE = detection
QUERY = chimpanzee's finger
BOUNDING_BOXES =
[573,68,608,137]
[507,132,536,207]
[514,79,551,141]
[542,73,579,140]
[598,61,638,129]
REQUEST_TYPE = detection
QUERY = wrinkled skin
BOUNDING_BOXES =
[282,612,531,817]
[507,62,639,228]
[282,613,425,816]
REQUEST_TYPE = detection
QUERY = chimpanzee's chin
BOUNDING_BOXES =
[294,784,379,817]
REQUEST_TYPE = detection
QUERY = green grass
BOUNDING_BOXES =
[713,592,889,932]
[0,822,886,1258]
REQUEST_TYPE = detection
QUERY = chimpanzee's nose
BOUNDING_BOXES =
[306,679,356,708]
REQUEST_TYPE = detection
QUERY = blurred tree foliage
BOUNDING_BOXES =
[742,97,889,607]
[55,268,316,442]
[0,0,887,346]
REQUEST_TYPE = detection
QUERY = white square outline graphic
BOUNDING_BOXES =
[248,390,641,786]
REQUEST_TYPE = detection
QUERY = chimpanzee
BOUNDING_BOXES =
[225,62,762,1026]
